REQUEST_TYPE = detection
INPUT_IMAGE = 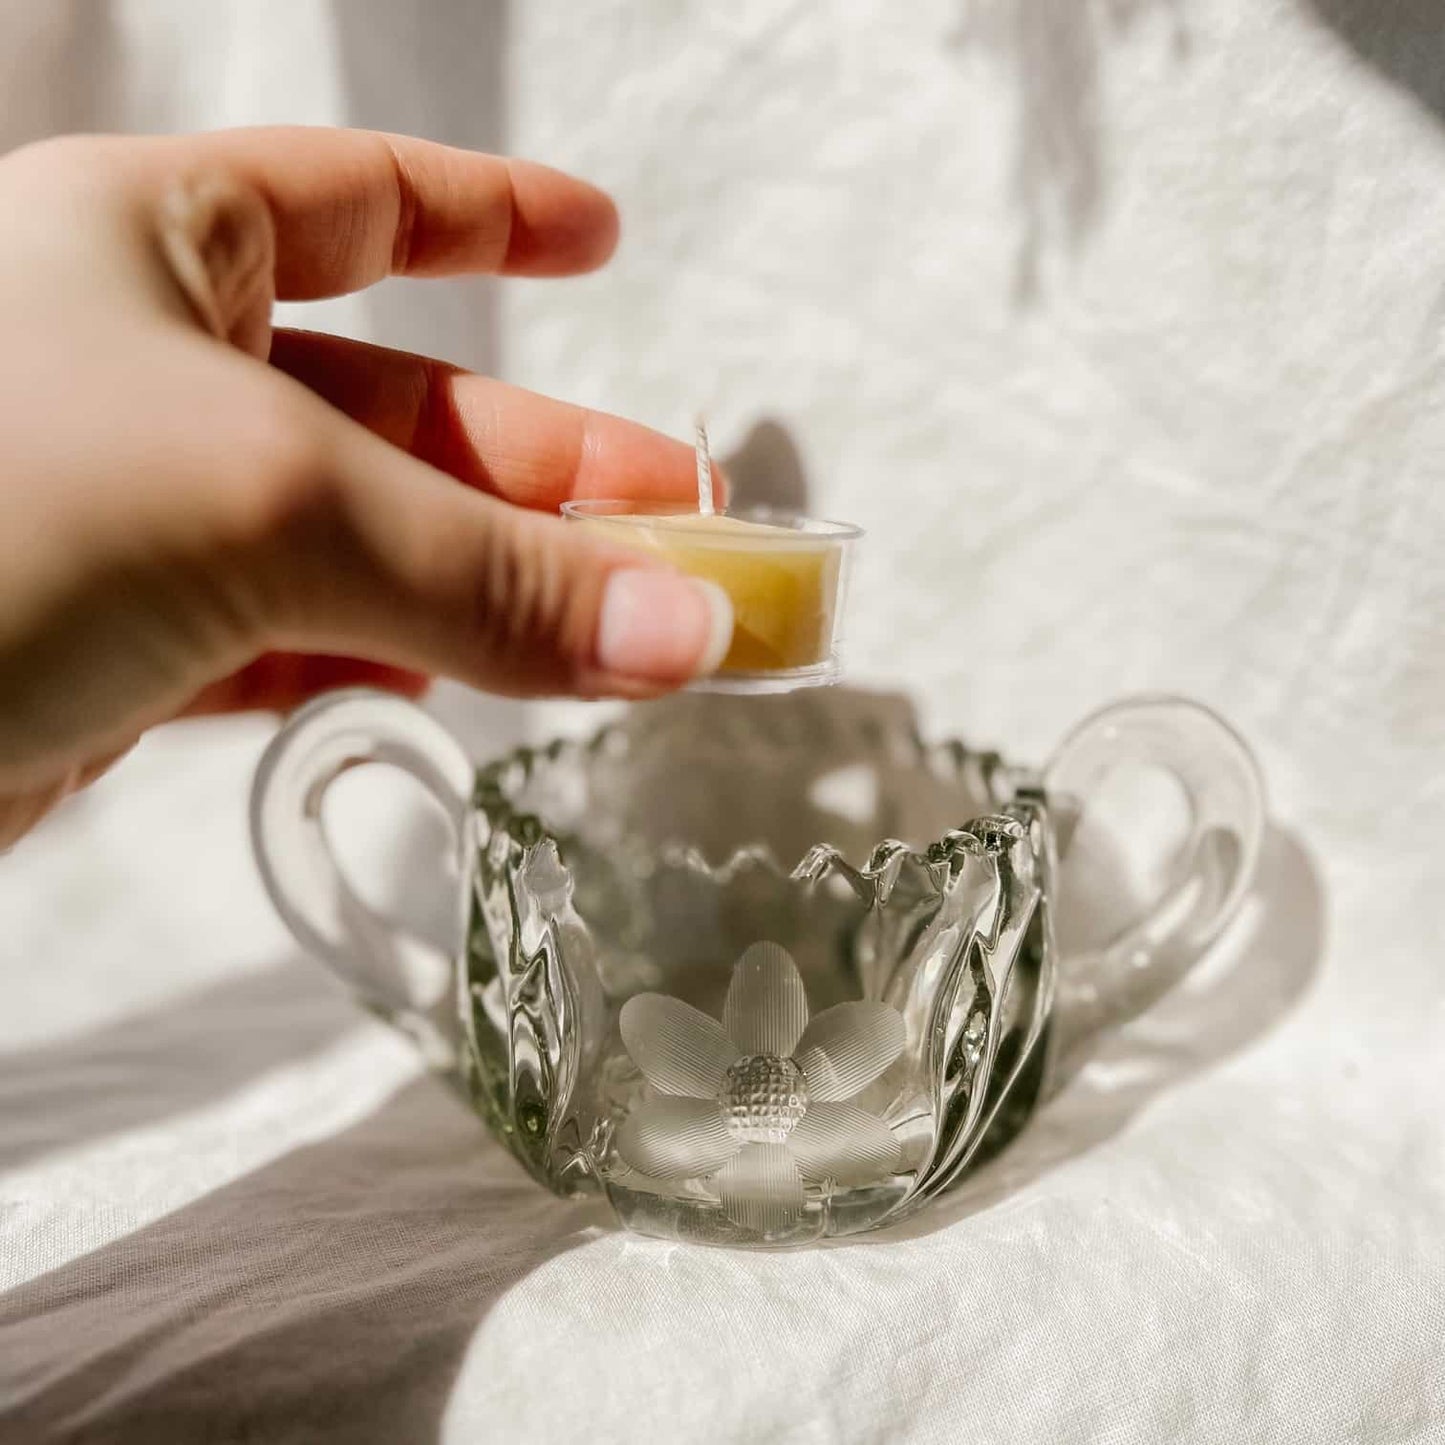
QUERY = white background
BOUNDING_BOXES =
[1,3,1441,1441]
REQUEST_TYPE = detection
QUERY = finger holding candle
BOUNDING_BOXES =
[269,329,728,513]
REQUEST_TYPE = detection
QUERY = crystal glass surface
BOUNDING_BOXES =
[251,688,1264,1247]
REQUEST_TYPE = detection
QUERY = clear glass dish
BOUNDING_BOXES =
[251,688,1265,1248]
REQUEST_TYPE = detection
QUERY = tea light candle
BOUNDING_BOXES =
[605,510,842,672]
[562,437,860,690]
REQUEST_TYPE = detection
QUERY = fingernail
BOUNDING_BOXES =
[596,570,734,681]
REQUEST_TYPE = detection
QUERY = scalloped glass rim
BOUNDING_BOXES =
[470,705,1023,889]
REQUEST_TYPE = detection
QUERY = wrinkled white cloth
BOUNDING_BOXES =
[2,2,1443,1442]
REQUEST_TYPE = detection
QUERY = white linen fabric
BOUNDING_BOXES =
[1,2,1442,1441]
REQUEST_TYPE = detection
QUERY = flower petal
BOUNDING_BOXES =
[616,1097,740,1180]
[717,1142,805,1235]
[789,1101,901,1185]
[723,941,809,1056]
[620,993,740,1096]
[795,1001,905,1102]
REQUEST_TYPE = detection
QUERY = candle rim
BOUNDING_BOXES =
[561,499,863,546]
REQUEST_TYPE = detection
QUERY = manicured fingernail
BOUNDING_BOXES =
[596,570,734,681]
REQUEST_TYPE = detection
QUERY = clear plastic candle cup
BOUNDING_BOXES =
[561,501,862,693]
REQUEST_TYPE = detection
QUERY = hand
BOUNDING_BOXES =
[0,127,731,847]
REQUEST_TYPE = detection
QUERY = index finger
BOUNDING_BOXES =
[143,126,620,299]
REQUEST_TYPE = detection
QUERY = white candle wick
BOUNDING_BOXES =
[694,416,715,517]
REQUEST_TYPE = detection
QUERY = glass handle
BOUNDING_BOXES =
[249,689,473,1069]
[1042,695,1266,979]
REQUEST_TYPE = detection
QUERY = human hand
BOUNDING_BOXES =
[0,127,731,847]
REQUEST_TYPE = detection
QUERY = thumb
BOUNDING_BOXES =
[237,407,734,698]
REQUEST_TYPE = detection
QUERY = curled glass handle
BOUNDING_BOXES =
[249,689,473,1068]
[1042,695,1266,981]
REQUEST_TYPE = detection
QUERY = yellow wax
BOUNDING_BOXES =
[589,513,842,672]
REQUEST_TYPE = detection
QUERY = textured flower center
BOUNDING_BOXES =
[719,1054,810,1144]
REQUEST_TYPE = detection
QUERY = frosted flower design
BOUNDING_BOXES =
[616,941,905,1234]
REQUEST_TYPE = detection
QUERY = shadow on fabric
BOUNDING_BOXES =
[332,0,510,377]
[0,1079,608,1445]
[0,961,360,1173]
[720,417,813,514]
[947,0,1191,302]
[0,1,123,149]
[951,1,1445,302]
[1304,0,1445,125]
